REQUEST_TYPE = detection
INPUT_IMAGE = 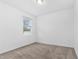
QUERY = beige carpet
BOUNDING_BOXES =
[0,43,77,59]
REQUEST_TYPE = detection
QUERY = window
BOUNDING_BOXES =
[23,16,32,33]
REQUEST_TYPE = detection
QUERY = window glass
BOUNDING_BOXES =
[23,16,32,32]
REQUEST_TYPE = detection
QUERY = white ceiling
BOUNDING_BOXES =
[0,0,74,16]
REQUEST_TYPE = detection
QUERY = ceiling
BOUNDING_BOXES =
[0,0,74,16]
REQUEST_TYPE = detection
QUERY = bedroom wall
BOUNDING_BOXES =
[37,8,74,47]
[73,0,78,55]
[0,2,36,54]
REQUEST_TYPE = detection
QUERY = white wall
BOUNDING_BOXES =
[74,0,78,55]
[0,2,36,54]
[37,8,74,47]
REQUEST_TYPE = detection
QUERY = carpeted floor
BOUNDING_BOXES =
[0,43,77,59]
